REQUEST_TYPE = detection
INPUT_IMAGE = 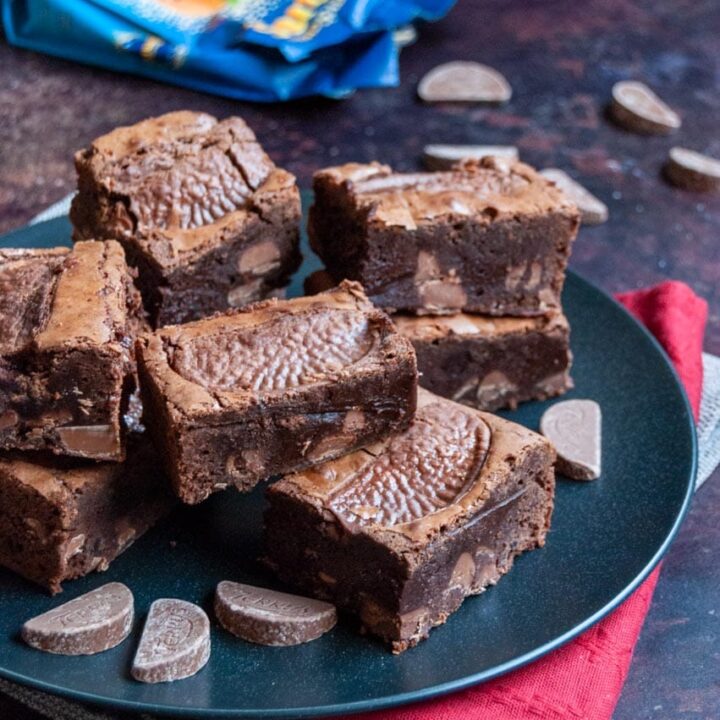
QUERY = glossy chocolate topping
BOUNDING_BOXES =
[329,401,490,527]
[170,309,377,393]
[84,112,275,233]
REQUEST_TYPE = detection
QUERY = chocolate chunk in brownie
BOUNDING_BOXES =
[137,281,418,505]
[71,111,301,326]
[394,311,572,411]
[0,241,140,460]
[0,437,174,594]
[308,157,579,316]
[264,389,555,653]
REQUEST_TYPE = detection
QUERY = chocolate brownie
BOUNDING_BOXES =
[136,282,418,505]
[0,241,140,460]
[71,111,301,326]
[265,389,556,653]
[308,157,579,316]
[394,311,572,411]
[0,437,174,594]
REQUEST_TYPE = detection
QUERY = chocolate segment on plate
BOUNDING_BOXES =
[137,281,418,504]
[664,147,720,193]
[0,436,174,594]
[22,583,133,655]
[418,62,512,103]
[265,389,556,653]
[540,169,608,225]
[215,581,337,646]
[0,241,141,461]
[541,399,602,480]
[71,111,301,326]
[132,599,210,683]
[610,81,681,135]
[394,311,572,411]
[309,158,580,317]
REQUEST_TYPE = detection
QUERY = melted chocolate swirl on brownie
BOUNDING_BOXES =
[329,401,491,527]
[170,309,377,393]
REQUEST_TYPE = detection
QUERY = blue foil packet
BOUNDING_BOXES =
[2,0,455,101]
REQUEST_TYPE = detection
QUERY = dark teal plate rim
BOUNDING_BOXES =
[0,216,697,718]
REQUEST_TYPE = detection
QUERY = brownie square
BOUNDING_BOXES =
[394,311,572,411]
[309,157,580,316]
[0,241,140,460]
[0,437,174,594]
[264,389,556,653]
[71,111,301,326]
[136,281,418,505]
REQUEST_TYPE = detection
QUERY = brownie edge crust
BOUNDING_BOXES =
[137,281,418,504]
[264,389,556,652]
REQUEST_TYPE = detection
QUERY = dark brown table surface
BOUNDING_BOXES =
[1,0,719,718]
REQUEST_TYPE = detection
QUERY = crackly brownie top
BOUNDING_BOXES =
[314,156,578,228]
[77,111,280,234]
[393,310,569,341]
[275,389,551,545]
[0,241,131,355]
[0,248,68,355]
[140,281,415,410]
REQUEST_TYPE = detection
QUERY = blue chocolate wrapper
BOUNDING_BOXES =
[2,0,455,101]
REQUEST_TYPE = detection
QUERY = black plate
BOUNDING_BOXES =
[0,214,696,718]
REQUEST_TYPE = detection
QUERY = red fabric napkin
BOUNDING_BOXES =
[340,280,708,720]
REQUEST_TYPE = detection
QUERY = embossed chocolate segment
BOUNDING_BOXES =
[610,81,681,135]
[540,169,608,225]
[22,582,133,656]
[665,147,720,193]
[215,581,337,646]
[418,61,512,103]
[329,402,491,527]
[131,599,210,684]
[89,114,274,233]
[541,399,602,480]
[171,310,376,392]
[423,144,518,170]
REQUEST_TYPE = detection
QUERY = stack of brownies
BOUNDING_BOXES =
[0,111,577,654]
[307,157,580,412]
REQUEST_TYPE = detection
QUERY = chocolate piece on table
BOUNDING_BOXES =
[418,61,512,103]
[0,436,174,594]
[264,389,556,653]
[394,311,572,411]
[423,144,519,171]
[137,281,418,505]
[541,399,602,480]
[0,241,140,461]
[664,147,720,193]
[308,158,580,317]
[610,81,681,135]
[132,599,210,683]
[215,580,337,646]
[71,111,301,327]
[22,582,133,655]
[540,169,608,225]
